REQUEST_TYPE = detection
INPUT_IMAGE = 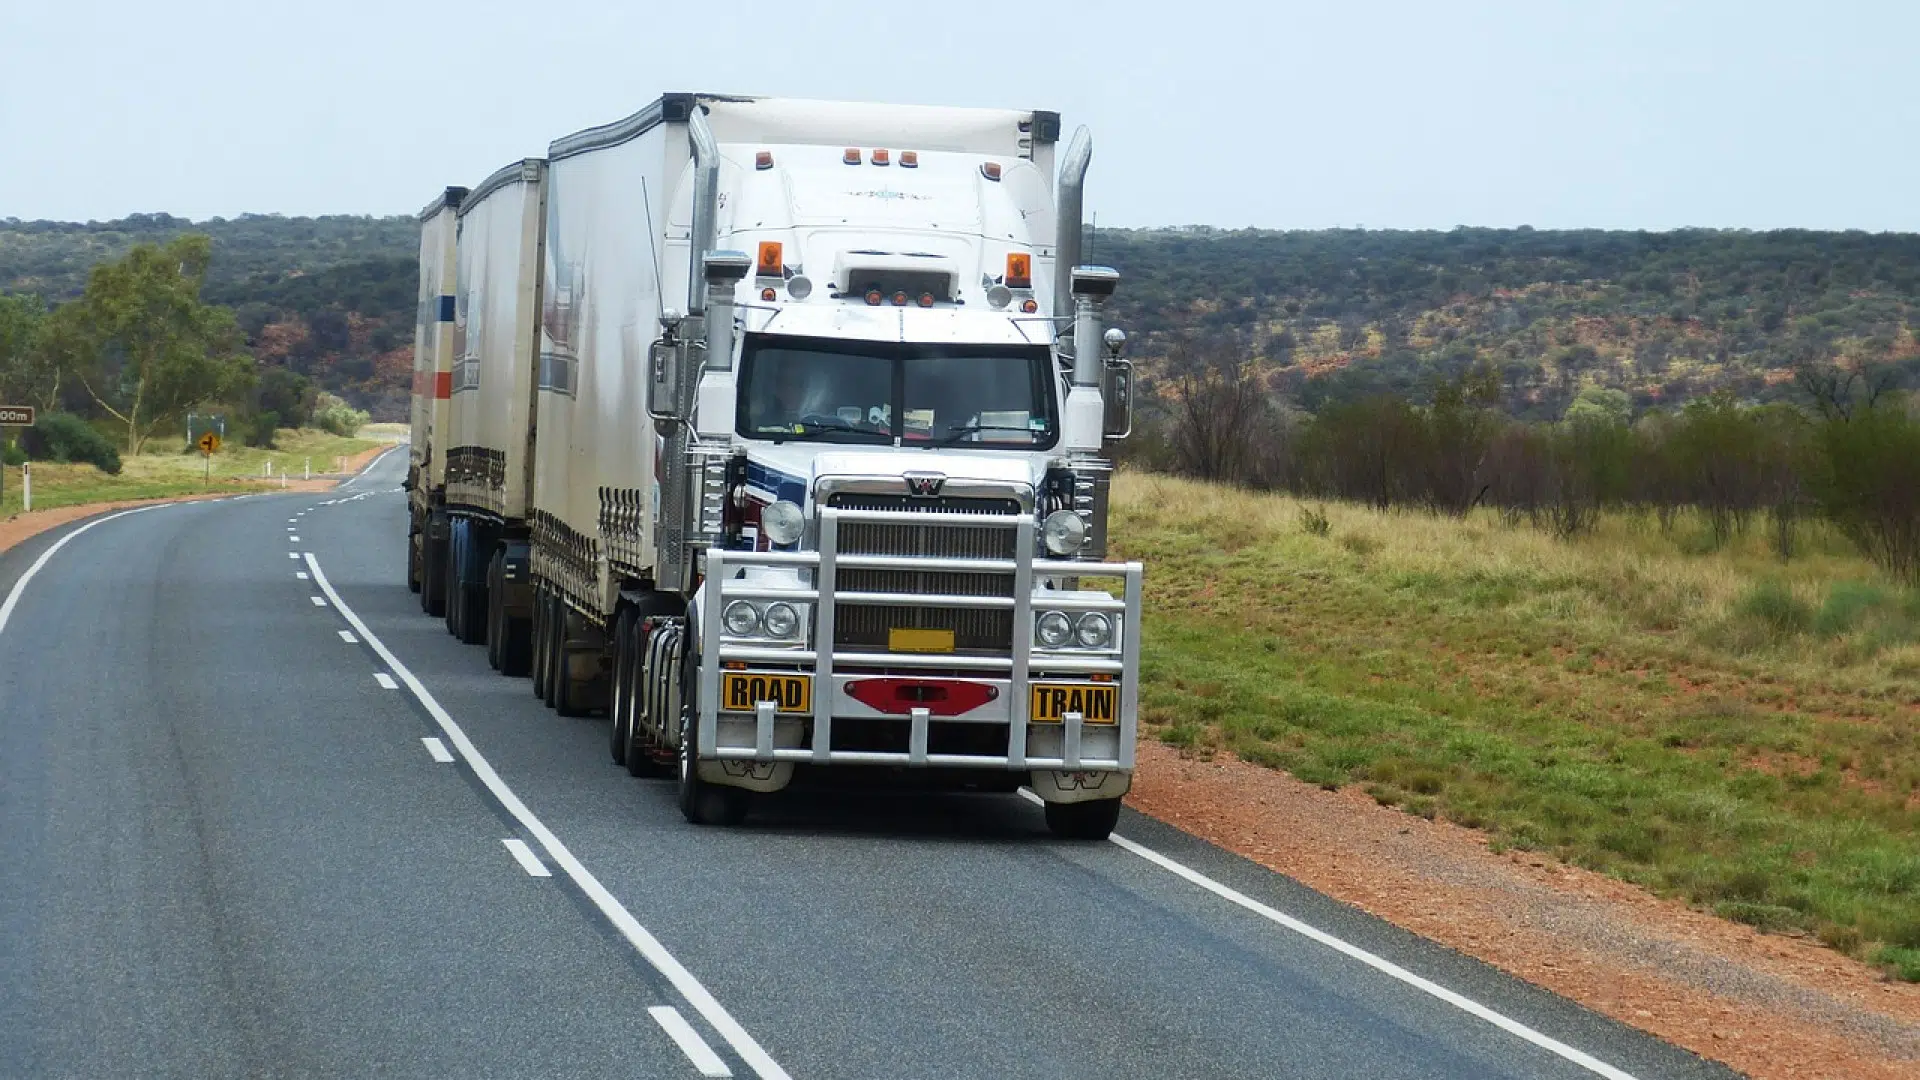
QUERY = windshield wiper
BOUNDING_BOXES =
[766,420,887,442]
[930,424,1039,448]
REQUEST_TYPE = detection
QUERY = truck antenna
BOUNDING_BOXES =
[640,177,664,322]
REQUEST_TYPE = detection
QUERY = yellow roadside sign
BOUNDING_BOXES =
[198,431,221,454]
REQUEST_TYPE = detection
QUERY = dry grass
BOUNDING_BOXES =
[0,428,382,516]
[1112,472,1920,978]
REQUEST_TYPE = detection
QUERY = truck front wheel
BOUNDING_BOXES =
[1043,797,1122,841]
[676,648,748,826]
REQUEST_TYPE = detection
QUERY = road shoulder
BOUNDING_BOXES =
[1128,739,1920,1080]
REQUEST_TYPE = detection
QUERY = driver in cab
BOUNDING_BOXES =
[749,360,888,437]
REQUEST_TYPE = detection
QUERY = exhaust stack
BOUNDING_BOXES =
[687,106,720,316]
[1052,125,1092,327]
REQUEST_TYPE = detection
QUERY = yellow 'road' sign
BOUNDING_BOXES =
[198,431,221,454]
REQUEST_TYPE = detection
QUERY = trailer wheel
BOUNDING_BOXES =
[1043,797,1123,841]
[407,532,422,594]
[677,644,748,826]
[421,529,447,618]
[442,541,461,637]
[455,554,487,646]
[530,587,551,701]
[542,593,563,710]
[485,553,505,671]
[500,606,532,678]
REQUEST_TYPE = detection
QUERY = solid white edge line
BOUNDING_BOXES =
[373,672,398,690]
[501,837,552,877]
[650,1005,734,1078]
[1015,789,1640,1080]
[303,554,788,1080]
[338,630,357,643]
[0,506,164,639]
[421,737,455,763]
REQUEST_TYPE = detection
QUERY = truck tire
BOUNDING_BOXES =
[442,543,461,637]
[421,530,447,618]
[552,602,590,719]
[407,533,422,594]
[609,610,634,765]
[1043,797,1123,841]
[486,554,505,671]
[531,586,551,700]
[542,594,562,710]
[455,554,486,646]
[500,608,532,678]
[677,642,748,826]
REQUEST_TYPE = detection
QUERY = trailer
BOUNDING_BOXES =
[411,93,1141,838]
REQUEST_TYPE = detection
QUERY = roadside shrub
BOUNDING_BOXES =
[313,393,369,438]
[1814,581,1889,637]
[21,413,122,475]
[0,442,24,467]
[1731,580,1813,641]
[1811,402,1920,584]
[1299,504,1331,537]
[245,410,281,449]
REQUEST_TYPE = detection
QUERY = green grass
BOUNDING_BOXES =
[0,428,383,517]
[1114,473,1920,981]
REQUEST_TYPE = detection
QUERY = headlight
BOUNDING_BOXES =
[762,500,804,546]
[762,602,800,639]
[1042,509,1086,556]
[1075,612,1114,649]
[723,600,760,637]
[1035,610,1073,648]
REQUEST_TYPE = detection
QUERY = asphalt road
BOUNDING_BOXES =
[0,451,1743,1080]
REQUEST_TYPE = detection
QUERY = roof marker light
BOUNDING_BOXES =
[918,292,934,308]
[892,291,909,306]
[865,289,883,306]
[1005,253,1032,289]
[900,151,918,168]
[980,161,1002,181]
[755,151,773,170]
[871,149,889,166]
[1021,298,1039,313]
[844,148,861,165]
[761,287,776,301]
[756,241,783,278]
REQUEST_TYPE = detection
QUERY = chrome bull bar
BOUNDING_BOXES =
[698,506,1143,772]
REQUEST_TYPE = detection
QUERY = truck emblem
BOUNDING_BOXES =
[904,472,945,498]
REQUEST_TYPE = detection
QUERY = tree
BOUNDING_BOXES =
[61,236,256,454]
[0,293,72,413]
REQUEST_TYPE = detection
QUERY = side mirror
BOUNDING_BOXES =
[1101,359,1133,439]
[647,338,681,427]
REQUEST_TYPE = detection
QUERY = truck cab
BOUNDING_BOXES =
[649,111,1140,837]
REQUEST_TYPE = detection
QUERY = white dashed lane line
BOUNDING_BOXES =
[421,737,455,763]
[501,838,551,878]
[338,630,357,643]
[373,673,398,690]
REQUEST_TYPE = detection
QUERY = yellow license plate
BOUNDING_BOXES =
[1029,683,1118,725]
[720,672,812,714]
[888,627,955,653]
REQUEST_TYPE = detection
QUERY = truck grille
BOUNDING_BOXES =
[828,495,1021,655]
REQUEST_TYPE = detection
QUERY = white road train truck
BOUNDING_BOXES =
[407,94,1141,838]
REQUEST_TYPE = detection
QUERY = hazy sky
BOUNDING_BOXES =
[3,1,1916,231]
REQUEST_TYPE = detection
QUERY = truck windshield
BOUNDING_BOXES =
[736,335,1057,449]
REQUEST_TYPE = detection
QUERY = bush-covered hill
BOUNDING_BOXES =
[5,215,1919,421]
[1,213,418,419]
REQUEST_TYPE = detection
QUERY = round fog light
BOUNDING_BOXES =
[1042,510,1087,556]
[1075,612,1113,649]
[762,602,799,639]
[1035,611,1073,648]
[723,600,760,637]
[761,499,804,546]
